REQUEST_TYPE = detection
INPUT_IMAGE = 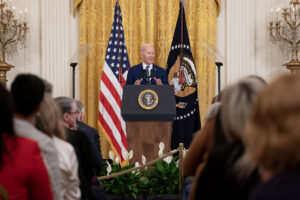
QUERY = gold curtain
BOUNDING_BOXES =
[75,0,220,158]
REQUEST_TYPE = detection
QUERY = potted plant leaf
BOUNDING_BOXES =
[99,143,180,200]
[141,156,180,200]
[100,151,145,200]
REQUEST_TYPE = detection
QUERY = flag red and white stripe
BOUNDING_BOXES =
[98,2,130,166]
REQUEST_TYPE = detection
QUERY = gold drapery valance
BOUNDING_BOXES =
[75,0,220,158]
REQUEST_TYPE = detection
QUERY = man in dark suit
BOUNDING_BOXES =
[55,97,94,200]
[75,100,103,175]
[126,44,168,85]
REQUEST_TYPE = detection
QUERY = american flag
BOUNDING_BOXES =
[169,78,180,94]
[98,2,130,167]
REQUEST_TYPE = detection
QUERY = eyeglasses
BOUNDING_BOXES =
[67,111,78,115]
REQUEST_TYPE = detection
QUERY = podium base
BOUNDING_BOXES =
[126,121,172,164]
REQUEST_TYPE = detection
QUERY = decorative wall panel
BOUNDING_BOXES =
[217,0,289,91]
[7,0,78,98]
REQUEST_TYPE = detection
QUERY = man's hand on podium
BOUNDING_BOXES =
[134,78,163,85]
[154,77,162,85]
[134,78,143,85]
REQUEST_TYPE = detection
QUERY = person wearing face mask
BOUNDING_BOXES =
[126,44,168,85]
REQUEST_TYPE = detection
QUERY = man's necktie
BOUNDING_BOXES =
[146,66,150,77]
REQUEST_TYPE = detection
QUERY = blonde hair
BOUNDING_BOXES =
[244,75,300,174]
[221,77,266,143]
[35,94,66,140]
[220,77,266,180]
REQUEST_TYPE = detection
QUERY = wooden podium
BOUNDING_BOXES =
[122,85,176,164]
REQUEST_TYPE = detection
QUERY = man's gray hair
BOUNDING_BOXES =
[141,44,154,54]
[43,79,53,95]
[54,96,74,114]
[75,99,84,114]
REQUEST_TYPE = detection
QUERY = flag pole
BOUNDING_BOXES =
[180,1,183,56]
[116,0,123,82]
[179,1,185,85]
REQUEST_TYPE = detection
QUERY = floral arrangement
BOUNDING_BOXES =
[100,142,180,198]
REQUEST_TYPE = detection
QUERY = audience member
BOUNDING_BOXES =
[55,97,94,200]
[10,74,62,200]
[0,83,53,200]
[183,102,221,200]
[36,93,81,200]
[193,76,266,200]
[245,75,300,200]
[76,100,103,175]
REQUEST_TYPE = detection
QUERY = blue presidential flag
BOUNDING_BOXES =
[166,2,201,149]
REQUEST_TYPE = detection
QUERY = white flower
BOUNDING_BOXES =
[158,142,165,157]
[159,142,165,153]
[175,160,179,167]
[106,161,112,175]
[115,157,120,165]
[142,155,147,165]
[133,162,140,174]
[128,150,133,160]
[109,150,114,161]
[164,155,173,164]
[135,162,140,167]
[158,150,163,157]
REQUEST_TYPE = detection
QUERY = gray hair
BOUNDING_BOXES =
[141,44,154,54]
[54,96,74,114]
[221,77,266,181]
[245,75,267,85]
[75,100,84,114]
[43,79,53,95]
[221,77,266,143]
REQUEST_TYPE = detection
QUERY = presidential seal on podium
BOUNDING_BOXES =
[138,89,159,110]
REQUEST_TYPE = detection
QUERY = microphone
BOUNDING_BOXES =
[147,68,156,85]
[142,69,151,85]
[150,68,155,79]
[147,68,151,85]
[142,69,147,79]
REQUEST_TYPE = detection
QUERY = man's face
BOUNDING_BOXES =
[66,101,78,128]
[141,46,155,65]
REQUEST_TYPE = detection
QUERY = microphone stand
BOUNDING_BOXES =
[215,62,223,95]
[142,69,147,84]
[70,62,77,98]
[149,69,155,85]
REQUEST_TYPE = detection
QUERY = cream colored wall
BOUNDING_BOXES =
[7,0,291,97]
[217,0,290,91]
[6,0,79,98]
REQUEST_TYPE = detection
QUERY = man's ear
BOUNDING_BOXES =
[79,113,84,122]
[63,112,69,122]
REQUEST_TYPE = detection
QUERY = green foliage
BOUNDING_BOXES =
[141,157,179,195]
[100,157,179,198]
[100,162,147,199]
